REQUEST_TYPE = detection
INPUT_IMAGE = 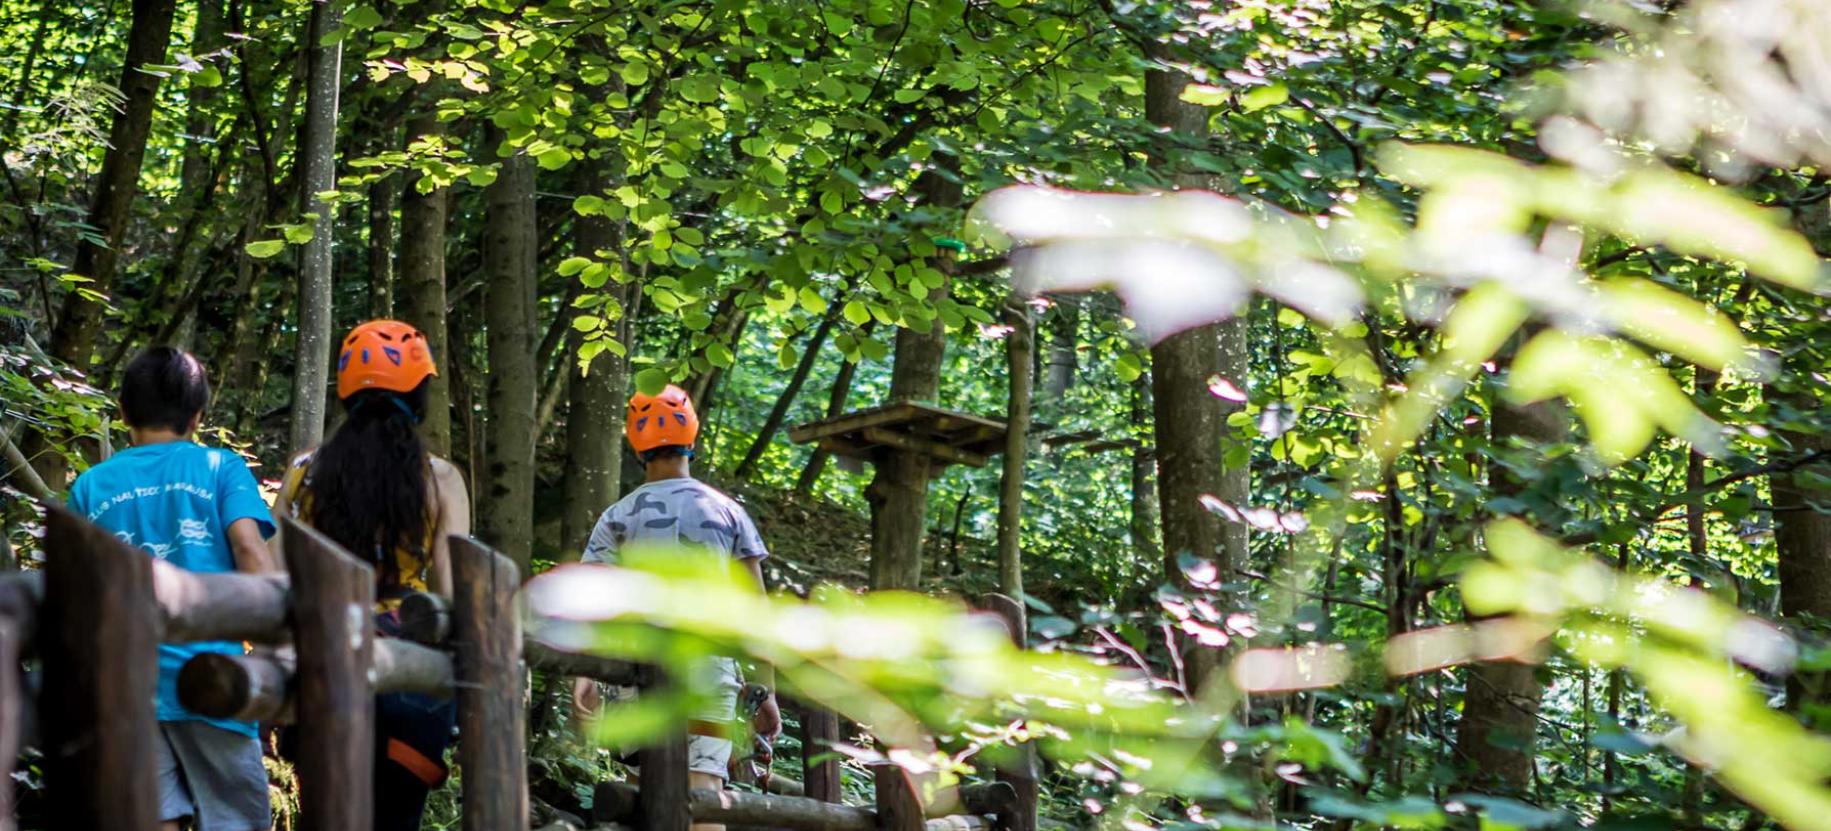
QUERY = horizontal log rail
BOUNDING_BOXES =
[177,638,455,723]
[594,783,996,831]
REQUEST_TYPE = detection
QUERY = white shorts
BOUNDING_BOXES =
[605,657,741,779]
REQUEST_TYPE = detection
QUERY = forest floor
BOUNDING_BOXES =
[720,477,1003,602]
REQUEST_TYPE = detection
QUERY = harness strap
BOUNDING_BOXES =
[386,737,449,788]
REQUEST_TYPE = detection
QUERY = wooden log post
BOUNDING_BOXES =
[979,593,1038,831]
[0,618,23,831]
[153,562,291,643]
[37,505,160,830]
[637,664,692,831]
[452,537,528,830]
[874,760,925,831]
[285,517,376,831]
[802,702,843,803]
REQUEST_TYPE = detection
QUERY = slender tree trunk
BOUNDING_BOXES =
[561,164,630,557]
[995,297,1034,598]
[1143,57,1240,691]
[1041,299,1078,405]
[1129,374,1160,567]
[480,143,539,572]
[368,176,396,318]
[795,338,868,496]
[46,0,178,370]
[735,299,847,482]
[289,0,342,451]
[865,166,959,591]
[398,114,452,457]
[1776,390,1831,707]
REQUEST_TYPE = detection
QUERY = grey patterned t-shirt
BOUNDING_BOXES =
[582,478,768,565]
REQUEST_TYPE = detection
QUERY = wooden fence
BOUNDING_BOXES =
[5,503,1039,831]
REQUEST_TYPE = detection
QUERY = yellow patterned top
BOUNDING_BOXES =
[279,453,437,610]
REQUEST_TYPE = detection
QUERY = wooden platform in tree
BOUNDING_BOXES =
[787,402,1008,468]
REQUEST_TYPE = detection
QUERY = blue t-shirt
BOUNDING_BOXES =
[67,440,274,736]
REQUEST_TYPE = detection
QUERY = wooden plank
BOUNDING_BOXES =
[285,517,376,831]
[861,428,989,468]
[801,702,843,803]
[451,537,529,831]
[788,403,917,445]
[38,504,160,830]
[979,594,1037,831]
[636,665,691,831]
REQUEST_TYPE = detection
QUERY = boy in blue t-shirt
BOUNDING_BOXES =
[66,347,275,831]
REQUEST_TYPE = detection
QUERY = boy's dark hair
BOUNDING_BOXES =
[120,347,211,433]
[638,444,694,464]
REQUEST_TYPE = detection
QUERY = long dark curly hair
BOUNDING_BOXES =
[306,380,432,591]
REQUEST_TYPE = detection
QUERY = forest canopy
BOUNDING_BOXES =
[7,0,1831,829]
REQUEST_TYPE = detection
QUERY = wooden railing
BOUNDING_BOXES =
[11,503,1040,831]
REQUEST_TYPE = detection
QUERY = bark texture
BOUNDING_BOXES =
[480,146,538,572]
[561,163,629,557]
[995,298,1034,598]
[398,113,453,457]
[46,0,178,370]
[289,0,343,451]
[865,167,959,591]
[1453,398,1562,792]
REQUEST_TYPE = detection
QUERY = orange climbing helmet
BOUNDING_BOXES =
[626,385,699,454]
[336,320,439,401]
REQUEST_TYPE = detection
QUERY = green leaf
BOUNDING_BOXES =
[634,367,669,396]
[706,342,735,369]
[620,62,650,86]
[572,315,601,332]
[858,337,888,362]
[1115,352,1142,382]
[843,300,870,325]
[192,65,222,88]
[281,224,316,244]
[244,240,286,259]
[806,119,833,138]
[536,146,573,170]
[798,286,828,313]
[679,76,719,103]
[558,256,592,277]
[1179,83,1228,106]
[344,4,384,30]
[1242,83,1289,112]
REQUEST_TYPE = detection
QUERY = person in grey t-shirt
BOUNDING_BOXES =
[571,385,780,824]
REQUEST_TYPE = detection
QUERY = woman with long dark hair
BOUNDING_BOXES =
[275,320,470,829]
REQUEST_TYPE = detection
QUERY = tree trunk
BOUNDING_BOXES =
[1128,374,1160,565]
[289,0,342,451]
[368,175,396,318]
[46,0,178,370]
[865,166,959,591]
[480,143,538,573]
[995,298,1033,598]
[1776,390,1831,709]
[1453,396,1563,793]
[561,163,630,558]
[795,340,868,496]
[735,299,847,482]
[1041,299,1078,405]
[399,114,453,457]
[1143,58,1242,691]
